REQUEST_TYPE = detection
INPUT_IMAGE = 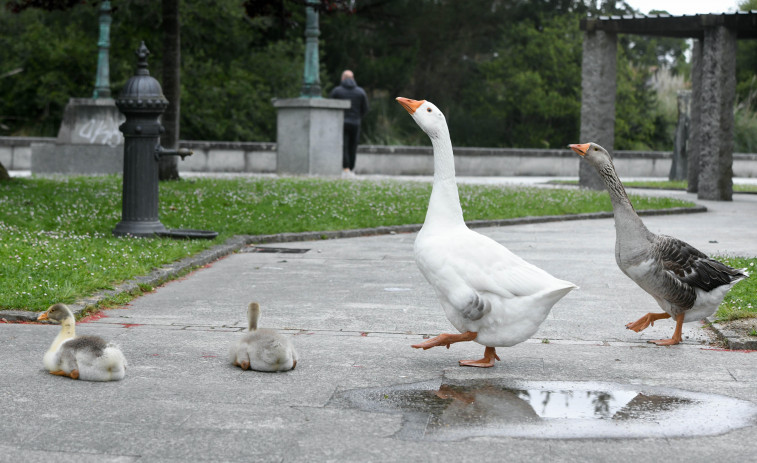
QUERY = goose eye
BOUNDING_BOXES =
[426,108,432,112]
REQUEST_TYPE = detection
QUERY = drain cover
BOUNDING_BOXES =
[244,246,310,254]
[329,379,757,441]
[157,229,218,240]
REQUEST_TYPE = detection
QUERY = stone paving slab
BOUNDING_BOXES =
[1,188,756,462]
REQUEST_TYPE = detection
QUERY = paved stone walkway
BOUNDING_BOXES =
[1,181,756,462]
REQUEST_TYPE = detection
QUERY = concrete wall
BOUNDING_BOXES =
[3,136,757,178]
[0,137,48,170]
[179,140,278,173]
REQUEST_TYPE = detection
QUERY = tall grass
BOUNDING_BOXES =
[652,67,757,154]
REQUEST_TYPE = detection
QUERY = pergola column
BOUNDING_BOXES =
[578,29,617,190]
[697,25,737,201]
[687,39,703,192]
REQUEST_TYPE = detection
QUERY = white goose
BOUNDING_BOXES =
[37,303,126,381]
[397,97,577,367]
[569,142,749,345]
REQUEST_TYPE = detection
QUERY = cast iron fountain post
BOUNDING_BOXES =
[113,42,216,239]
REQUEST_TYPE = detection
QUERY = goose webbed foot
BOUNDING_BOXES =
[69,369,79,380]
[459,346,500,368]
[239,361,250,370]
[648,338,680,346]
[411,331,477,350]
[647,313,685,346]
[626,312,671,332]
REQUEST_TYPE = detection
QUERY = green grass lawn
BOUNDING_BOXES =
[0,175,708,312]
[713,256,757,323]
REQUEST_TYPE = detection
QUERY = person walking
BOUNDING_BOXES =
[329,70,369,177]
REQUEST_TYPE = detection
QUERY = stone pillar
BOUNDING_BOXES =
[669,90,691,181]
[687,40,703,193]
[578,29,617,190]
[273,98,350,176]
[697,25,737,201]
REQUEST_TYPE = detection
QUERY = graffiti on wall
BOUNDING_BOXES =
[75,115,125,147]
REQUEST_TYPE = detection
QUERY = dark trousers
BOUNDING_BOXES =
[343,122,360,170]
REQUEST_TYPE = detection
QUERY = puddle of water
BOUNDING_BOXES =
[329,379,757,441]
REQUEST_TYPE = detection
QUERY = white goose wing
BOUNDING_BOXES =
[415,227,573,321]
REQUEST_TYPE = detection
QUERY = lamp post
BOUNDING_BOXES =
[92,1,112,99]
[300,0,322,98]
[273,0,349,176]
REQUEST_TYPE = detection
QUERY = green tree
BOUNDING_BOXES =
[0,0,305,142]
[2,0,737,153]
[464,11,584,148]
[159,0,181,181]
[736,0,757,106]
[0,4,99,136]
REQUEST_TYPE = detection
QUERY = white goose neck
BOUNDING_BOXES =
[424,128,465,228]
[430,131,456,182]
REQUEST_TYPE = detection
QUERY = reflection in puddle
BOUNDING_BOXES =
[329,379,757,441]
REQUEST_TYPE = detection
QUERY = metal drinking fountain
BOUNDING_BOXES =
[113,42,216,239]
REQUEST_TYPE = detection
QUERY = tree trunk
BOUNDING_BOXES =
[0,162,9,181]
[159,0,181,181]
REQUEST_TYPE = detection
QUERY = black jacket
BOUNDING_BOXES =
[329,78,369,125]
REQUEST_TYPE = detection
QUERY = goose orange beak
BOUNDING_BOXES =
[396,97,425,115]
[569,143,591,156]
[37,311,49,321]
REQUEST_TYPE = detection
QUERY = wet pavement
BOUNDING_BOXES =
[1,176,757,462]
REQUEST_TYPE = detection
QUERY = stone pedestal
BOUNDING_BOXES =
[273,98,350,176]
[31,98,124,174]
[578,29,617,190]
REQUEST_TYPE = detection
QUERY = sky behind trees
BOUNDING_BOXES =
[624,0,741,15]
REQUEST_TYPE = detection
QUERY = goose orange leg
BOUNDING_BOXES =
[648,313,685,346]
[459,346,500,368]
[50,369,79,379]
[412,331,477,350]
[626,312,671,332]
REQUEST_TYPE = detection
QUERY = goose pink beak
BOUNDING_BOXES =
[569,143,591,156]
[396,97,425,115]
